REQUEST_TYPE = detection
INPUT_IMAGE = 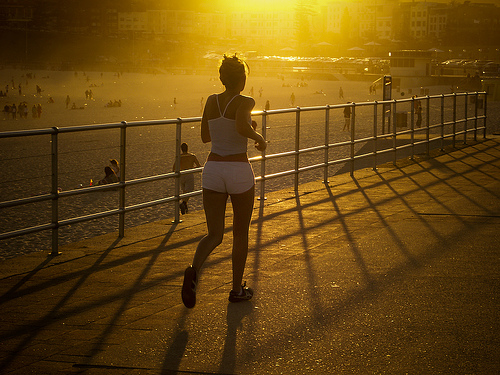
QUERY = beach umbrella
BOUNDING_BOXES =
[314,42,333,47]
[364,41,381,46]
[348,47,365,51]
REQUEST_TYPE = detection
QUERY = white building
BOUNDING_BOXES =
[118,12,147,33]
[409,2,429,39]
[229,11,295,47]
[390,50,433,77]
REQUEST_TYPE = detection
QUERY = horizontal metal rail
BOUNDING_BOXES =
[0,91,488,255]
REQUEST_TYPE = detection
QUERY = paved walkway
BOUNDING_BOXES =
[1,138,499,374]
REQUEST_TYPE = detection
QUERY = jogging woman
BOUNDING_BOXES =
[182,54,266,308]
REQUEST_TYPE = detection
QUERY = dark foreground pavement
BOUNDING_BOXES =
[1,138,499,374]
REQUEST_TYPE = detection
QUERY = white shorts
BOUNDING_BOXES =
[202,161,255,195]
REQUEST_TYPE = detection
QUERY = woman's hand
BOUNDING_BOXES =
[254,135,267,151]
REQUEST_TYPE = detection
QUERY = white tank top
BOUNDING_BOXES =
[208,94,249,156]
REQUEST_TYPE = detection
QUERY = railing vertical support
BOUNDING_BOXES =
[350,103,356,176]
[440,94,445,151]
[426,95,430,156]
[173,118,182,223]
[373,102,378,171]
[483,92,487,139]
[259,112,267,201]
[410,96,415,159]
[324,106,330,183]
[473,92,478,141]
[119,122,127,237]
[464,93,468,145]
[50,127,60,256]
[392,100,397,166]
[452,93,457,148]
[294,107,300,192]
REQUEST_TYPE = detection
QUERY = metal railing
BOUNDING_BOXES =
[0,91,487,256]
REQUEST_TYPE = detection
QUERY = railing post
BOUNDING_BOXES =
[50,127,61,256]
[440,94,445,151]
[474,92,478,141]
[294,107,300,193]
[173,118,182,223]
[410,96,415,160]
[324,105,330,183]
[259,112,267,201]
[483,92,488,138]
[392,100,397,166]
[119,121,127,238]
[464,92,468,145]
[373,101,378,171]
[350,103,356,176]
[452,93,457,148]
[426,95,430,156]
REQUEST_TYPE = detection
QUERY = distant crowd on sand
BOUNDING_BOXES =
[1,70,124,121]
[1,75,46,119]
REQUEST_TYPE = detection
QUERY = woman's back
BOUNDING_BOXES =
[207,94,248,156]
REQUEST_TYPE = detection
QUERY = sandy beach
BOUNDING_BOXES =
[1,67,498,260]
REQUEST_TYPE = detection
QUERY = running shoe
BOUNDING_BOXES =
[182,266,197,308]
[228,282,253,303]
[180,201,187,215]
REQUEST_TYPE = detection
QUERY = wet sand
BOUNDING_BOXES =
[1,68,498,259]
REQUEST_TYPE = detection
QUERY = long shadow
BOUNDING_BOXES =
[218,301,254,375]
[325,184,376,289]
[351,177,420,266]
[0,256,53,299]
[238,188,498,367]
[1,225,180,372]
[0,236,122,372]
[76,224,179,367]
[293,194,326,321]
[0,227,203,304]
[2,140,497,372]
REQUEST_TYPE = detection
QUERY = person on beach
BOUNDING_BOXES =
[343,102,351,131]
[109,159,119,177]
[172,142,201,215]
[98,166,119,185]
[413,96,422,128]
[182,54,267,308]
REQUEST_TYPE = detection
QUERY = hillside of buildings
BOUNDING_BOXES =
[1,1,499,75]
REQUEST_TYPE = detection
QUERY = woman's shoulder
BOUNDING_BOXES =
[236,94,255,108]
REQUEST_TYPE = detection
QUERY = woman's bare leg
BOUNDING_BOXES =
[192,188,228,272]
[229,185,255,292]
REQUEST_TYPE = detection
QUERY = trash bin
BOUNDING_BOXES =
[396,111,407,128]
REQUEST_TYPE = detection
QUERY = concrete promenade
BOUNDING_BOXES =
[0,138,499,374]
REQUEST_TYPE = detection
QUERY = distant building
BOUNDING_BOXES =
[118,12,148,33]
[0,0,33,28]
[390,50,433,77]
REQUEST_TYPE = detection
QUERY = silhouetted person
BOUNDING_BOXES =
[181,54,266,309]
[172,143,201,215]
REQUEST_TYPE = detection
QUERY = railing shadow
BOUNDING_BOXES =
[0,138,497,372]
